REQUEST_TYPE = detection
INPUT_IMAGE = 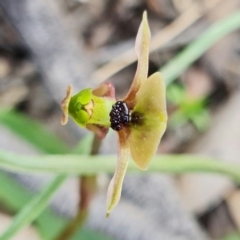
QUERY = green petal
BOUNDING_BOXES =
[129,72,167,170]
[124,11,151,104]
[106,130,130,217]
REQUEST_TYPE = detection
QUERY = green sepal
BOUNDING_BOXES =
[68,88,92,127]
[68,88,115,128]
[88,95,115,127]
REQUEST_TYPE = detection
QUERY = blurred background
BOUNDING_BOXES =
[0,0,240,239]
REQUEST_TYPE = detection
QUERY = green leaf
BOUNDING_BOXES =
[166,84,185,105]
[189,109,210,131]
[0,171,31,211]
[0,175,67,240]
[0,109,70,154]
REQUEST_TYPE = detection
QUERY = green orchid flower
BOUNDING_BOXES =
[61,82,116,138]
[61,11,167,217]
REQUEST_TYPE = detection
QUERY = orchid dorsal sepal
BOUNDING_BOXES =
[124,11,151,106]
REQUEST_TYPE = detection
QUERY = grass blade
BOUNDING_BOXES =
[0,175,66,240]
[161,9,240,86]
[0,109,70,154]
[0,134,93,240]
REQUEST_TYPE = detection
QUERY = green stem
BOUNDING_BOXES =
[0,149,240,183]
[161,9,240,86]
[0,175,66,240]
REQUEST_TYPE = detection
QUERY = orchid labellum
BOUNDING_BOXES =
[61,11,167,217]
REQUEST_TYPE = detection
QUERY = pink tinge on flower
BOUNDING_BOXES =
[92,82,116,99]
[106,11,167,217]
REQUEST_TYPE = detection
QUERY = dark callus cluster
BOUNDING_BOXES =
[110,101,130,131]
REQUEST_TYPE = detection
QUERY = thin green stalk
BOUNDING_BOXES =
[0,149,240,183]
[0,175,66,240]
[161,9,240,86]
